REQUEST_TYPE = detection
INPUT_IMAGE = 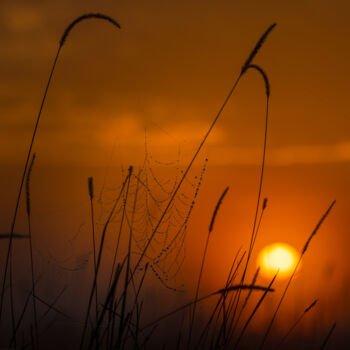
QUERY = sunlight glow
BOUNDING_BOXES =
[257,243,300,279]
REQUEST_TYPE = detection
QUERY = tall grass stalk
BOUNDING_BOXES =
[228,267,260,343]
[9,290,32,348]
[320,322,336,350]
[143,283,274,331]
[227,65,271,344]
[187,187,229,349]
[25,153,39,349]
[275,299,318,349]
[39,285,67,321]
[215,250,248,347]
[32,294,69,319]
[233,271,278,349]
[208,250,248,347]
[87,176,99,344]
[0,11,121,333]
[130,24,276,283]
[88,258,127,350]
[252,198,268,248]
[80,170,131,349]
[230,198,267,340]
[9,275,41,348]
[259,201,336,350]
[235,64,270,292]
[109,166,133,288]
[131,262,149,316]
[116,168,141,349]
[194,249,245,350]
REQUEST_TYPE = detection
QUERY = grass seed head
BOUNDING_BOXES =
[60,13,121,47]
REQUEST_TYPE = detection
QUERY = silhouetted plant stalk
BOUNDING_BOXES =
[234,271,278,349]
[228,64,271,341]
[259,200,336,350]
[80,169,131,350]
[229,198,268,340]
[130,262,149,320]
[187,187,229,349]
[143,284,275,331]
[88,258,127,350]
[87,176,99,335]
[275,299,318,349]
[227,266,260,344]
[109,166,133,288]
[238,64,271,283]
[194,248,246,350]
[116,168,141,349]
[208,250,248,348]
[39,285,67,321]
[135,299,144,348]
[99,302,138,348]
[25,153,39,350]
[109,301,118,348]
[9,289,32,348]
[130,23,277,293]
[0,13,121,336]
[9,275,42,348]
[252,198,268,248]
[12,279,65,345]
[320,322,336,350]
[32,294,69,319]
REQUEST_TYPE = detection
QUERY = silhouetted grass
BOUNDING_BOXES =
[0,11,122,342]
[25,153,39,349]
[275,299,318,349]
[259,201,336,350]
[0,15,340,350]
[187,186,229,348]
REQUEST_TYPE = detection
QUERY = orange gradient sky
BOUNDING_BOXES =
[0,0,349,166]
[0,0,350,346]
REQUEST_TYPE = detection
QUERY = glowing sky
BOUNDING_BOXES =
[0,0,350,166]
[0,0,350,345]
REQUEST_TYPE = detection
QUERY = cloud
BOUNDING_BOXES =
[212,142,350,166]
[98,115,350,167]
[98,113,224,149]
[3,106,350,167]
[270,142,350,166]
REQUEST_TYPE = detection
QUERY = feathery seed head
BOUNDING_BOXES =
[305,299,318,313]
[241,23,276,75]
[262,198,268,210]
[88,177,94,200]
[60,13,121,47]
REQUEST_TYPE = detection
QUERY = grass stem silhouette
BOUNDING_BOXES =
[130,23,277,288]
[320,322,336,350]
[0,12,121,337]
[25,154,39,349]
[259,201,336,350]
[187,187,229,349]
[80,170,131,349]
[275,299,318,349]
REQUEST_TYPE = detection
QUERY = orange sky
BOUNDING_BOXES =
[0,0,350,347]
[0,0,350,166]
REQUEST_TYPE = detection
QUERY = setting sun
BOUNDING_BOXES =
[257,243,300,279]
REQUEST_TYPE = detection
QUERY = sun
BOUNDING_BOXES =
[257,243,300,279]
